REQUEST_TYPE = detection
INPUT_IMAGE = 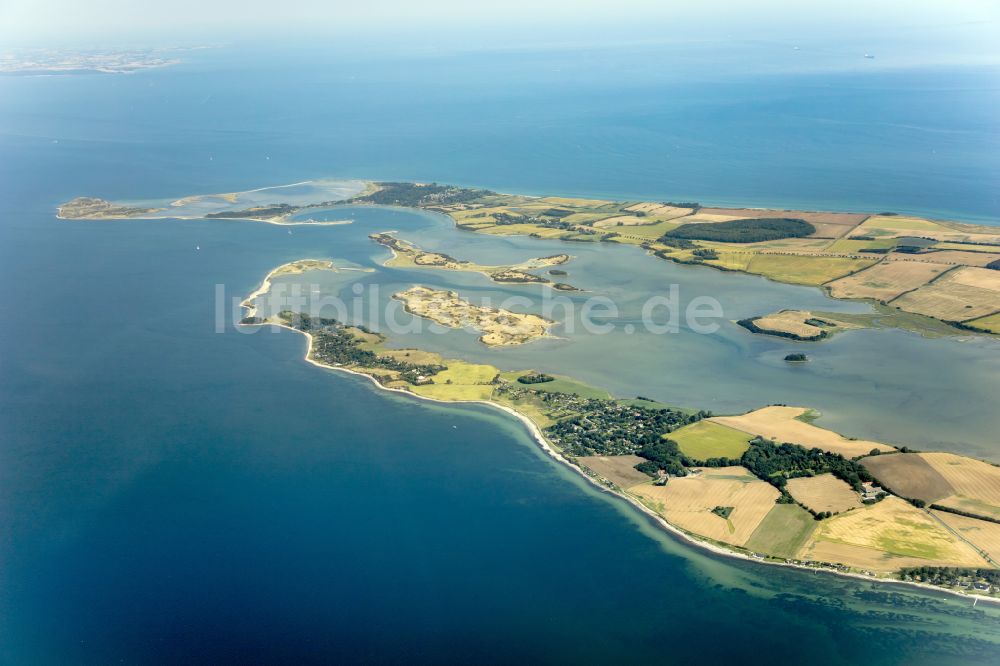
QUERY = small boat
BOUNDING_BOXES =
[864,53,875,59]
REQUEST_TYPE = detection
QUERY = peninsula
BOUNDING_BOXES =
[57,179,1000,598]
[238,257,1000,599]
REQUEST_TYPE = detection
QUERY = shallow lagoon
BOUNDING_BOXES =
[259,205,1000,460]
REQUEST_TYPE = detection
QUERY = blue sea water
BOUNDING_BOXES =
[2,42,1000,663]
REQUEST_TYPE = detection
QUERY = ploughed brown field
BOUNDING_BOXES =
[860,453,954,503]
[697,208,869,239]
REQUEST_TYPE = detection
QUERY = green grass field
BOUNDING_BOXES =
[668,421,752,460]
[964,312,1000,334]
[411,360,499,401]
[609,219,682,241]
[704,250,753,271]
[745,254,877,286]
[618,397,694,413]
[744,504,817,559]
[824,238,897,253]
[499,371,611,399]
[563,212,617,225]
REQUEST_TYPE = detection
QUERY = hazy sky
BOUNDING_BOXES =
[1,0,998,55]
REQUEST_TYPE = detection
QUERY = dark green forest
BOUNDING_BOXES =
[664,217,815,243]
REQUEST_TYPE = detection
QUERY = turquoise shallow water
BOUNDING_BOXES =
[2,44,1000,663]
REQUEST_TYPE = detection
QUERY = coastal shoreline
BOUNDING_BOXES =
[237,313,999,606]
[56,210,356,227]
[59,183,1000,602]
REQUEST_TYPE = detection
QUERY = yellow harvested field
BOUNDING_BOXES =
[826,261,950,301]
[628,467,779,547]
[858,215,1000,244]
[535,196,614,208]
[606,220,683,242]
[936,496,1000,521]
[931,242,1000,253]
[622,203,694,218]
[891,266,1000,321]
[786,474,862,514]
[932,511,1000,563]
[751,311,826,338]
[591,215,657,228]
[799,497,988,570]
[472,223,568,238]
[948,266,1000,290]
[675,213,744,224]
[709,238,834,252]
[560,212,613,225]
[806,222,857,239]
[744,254,876,286]
[411,383,494,401]
[742,310,859,339]
[800,541,976,573]
[916,250,1000,267]
[578,455,652,489]
[697,208,869,227]
[711,406,895,457]
[920,452,1000,511]
[857,215,956,236]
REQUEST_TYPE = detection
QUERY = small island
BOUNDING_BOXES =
[370,232,578,289]
[58,197,164,219]
[738,310,858,341]
[394,286,554,346]
[784,353,809,363]
[517,372,555,384]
